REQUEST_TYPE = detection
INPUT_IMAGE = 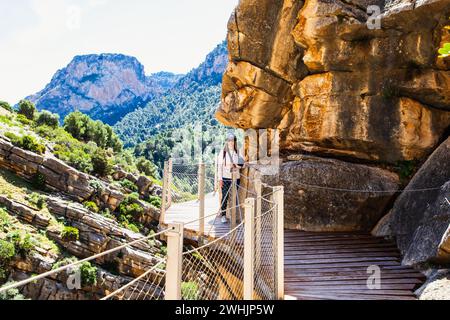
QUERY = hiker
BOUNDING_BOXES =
[217,133,244,224]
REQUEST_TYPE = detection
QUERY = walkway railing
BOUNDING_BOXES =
[159,158,284,300]
[0,160,284,300]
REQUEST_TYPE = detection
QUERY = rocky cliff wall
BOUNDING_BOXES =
[217,0,450,163]
[218,0,450,232]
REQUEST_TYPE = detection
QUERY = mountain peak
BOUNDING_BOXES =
[26,54,182,125]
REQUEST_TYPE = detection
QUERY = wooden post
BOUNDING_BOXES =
[274,186,284,300]
[165,222,183,300]
[231,170,237,229]
[167,159,173,208]
[214,154,218,194]
[254,176,262,272]
[160,161,169,224]
[198,161,205,237]
[244,197,255,300]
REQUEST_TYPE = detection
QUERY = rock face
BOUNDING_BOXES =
[0,194,162,278]
[390,137,450,266]
[0,137,159,222]
[253,155,400,231]
[417,270,450,300]
[217,0,450,163]
[26,54,182,125]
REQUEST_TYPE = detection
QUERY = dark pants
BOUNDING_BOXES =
[220,178,240,216]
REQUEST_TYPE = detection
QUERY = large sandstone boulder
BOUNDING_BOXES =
[257,155,400,231]
[390,137,450,266]
[217,0,450,163]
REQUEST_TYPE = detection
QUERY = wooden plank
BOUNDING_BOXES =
[285,275,424,282]
[285,252,400,260]
[285,278,423,285]
[284,243,397,250]
[290,293,417,300]
[284,261,401,269]
[285,271,425,279]
[284,238,393,246]
[285,285,414,296]
[285,247,400,255]
[284,234,382,241]
[285,257,401,265]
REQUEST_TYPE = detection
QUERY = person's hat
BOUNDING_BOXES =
[226,133,236,141]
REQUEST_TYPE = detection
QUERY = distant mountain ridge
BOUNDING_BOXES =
[26,53,183,125]
[113,41,228,147]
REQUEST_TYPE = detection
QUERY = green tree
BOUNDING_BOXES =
[64,112,123,152]
[0,101,12,112]
[64,111,89,140]
[17,100,36,120]
[36,111,60,128]
[91,148,113,176]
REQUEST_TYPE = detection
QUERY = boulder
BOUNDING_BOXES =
[417,269,450,300]
[259,155,400,231]
[136,175,152,197]
[391,137,450,266]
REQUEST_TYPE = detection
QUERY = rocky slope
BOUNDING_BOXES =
[0,109,166,300]
[26,54,183,125]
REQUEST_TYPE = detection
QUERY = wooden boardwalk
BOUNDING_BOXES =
[161,194,425,300]
[162,192,244,240]
[284,230,425,300]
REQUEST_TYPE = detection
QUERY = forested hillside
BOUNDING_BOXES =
[114,41,228,152]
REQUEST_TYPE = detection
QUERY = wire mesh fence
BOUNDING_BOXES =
[253,194,278,300]
[102,258,167,300]
[180,222,245,300]
[167,163,217,205]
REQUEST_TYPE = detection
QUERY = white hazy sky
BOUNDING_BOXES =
[0,0,238,104]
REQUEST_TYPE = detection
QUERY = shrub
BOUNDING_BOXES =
[0,115,13,126]
[16,114,32,125]
[52,257,78,270]
[396,160,419,180]
[137,157,157,178]
[31,172,46,190]
[0,267,6,281]
[7,231,33,256]
[61,226,79,242]
[181,281,199,300]
[0,283,27,300]
[27,193,46,210]
[5,132,45,155]
[36,111,60,128]
[147,196,162,209]
[91,148,113,177]
[21,135,45,154]
[100,208,115,220]
[0,208,11,230]
[83,201,99,213]
[117,194,144,232]
[79,262,97,286]
[0,240,16,261]
[0,101,12,112]
[17,100,36,120]
[119,179,138,192]
[125,223,140,233]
